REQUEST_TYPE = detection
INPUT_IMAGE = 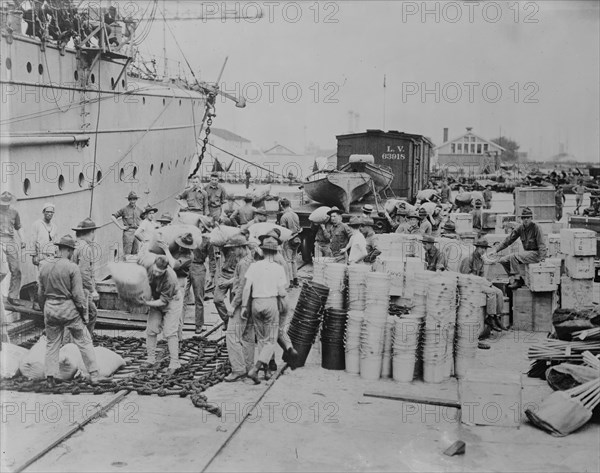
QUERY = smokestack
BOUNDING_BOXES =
[348,111,354,133]
[443,128,448,143]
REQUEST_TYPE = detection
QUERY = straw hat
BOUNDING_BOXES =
[361,204,374,214]
[397,208,409,216]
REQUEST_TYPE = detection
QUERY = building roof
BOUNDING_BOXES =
[209,128,251,143]
[434,128,505,153]
[263,144,298,155]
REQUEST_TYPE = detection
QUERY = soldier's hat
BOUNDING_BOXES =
[140,204,158,219]
[327,206,342,216]
[126,191,139,200]
[258,229,281,244]
[175,232,196,249]
[244,193,254,202]
[156,212,173,223]
[421,235,436,244]
[260,241,280,252]
[474,238,491,248]
[348,216,363,227]
[418,207,428,218]
[72,218,100,232]
[442,220,456,231]
[520,207,534,217]
[56,234,77,249]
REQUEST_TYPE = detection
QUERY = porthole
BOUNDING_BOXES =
[90,73,95,84]
[133,166,138,179]
[168,161,172,170]
[175,160,179,168]
[150,164,154,175]
[6,58,12,70]
[58,175,65,190]
[74,70,79,81]
[26,62,32,73]
[179,99,182,106]
[111,78,115,88]
[38,64,43,75]
[121,79,125,88]
[96,170,102,183]
[143,97,146,105]
[183,157,187,164]
[78,172,85,187]
[162,98,165,106]
[160,163,164,174]
[120,168,125,181]
[23,178,31,195]
[114,248,118,260]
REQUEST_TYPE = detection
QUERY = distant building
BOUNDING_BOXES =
[434,127,505,176]
[199,128,252,177]
[250,144,316,182]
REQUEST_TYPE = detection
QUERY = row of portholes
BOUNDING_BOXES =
[22,157,191,195]
[25,62,44,75]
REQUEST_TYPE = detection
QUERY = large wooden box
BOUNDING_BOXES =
[564,255,595,279]
[512,287,557,331]
[450,213,473,233]
[560,276,594,309]
[546,233,562,258]
[514,187,556,222]
[560,228,597,256]
[525,263,559,292]
[481,211,504,229]
[459,369,522,428]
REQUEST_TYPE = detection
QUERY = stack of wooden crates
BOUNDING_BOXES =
[560,228,597,309]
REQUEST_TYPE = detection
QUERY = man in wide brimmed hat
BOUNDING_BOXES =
[0,191,25,305]
[459,238,507,333]
[135,204,159,248]
[488,207,547,289]
[440,220,459,240]
[326,206,352,261]
[111,191,143,256]
[341,216,368,264]
[359,217,381,264]
[399,210,421,235]
[141,255,183,375]
[418,207,432,236]
[31,202,58,268]
[422,235,447,272]
[204,172,227,220]
[38,235,102,386]
[72,218,101,336]
[242,231,288,384]
[156,212,173,227]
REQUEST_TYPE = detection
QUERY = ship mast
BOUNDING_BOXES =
[162,0,167,80]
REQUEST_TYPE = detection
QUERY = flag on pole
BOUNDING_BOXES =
[383,74,386,88]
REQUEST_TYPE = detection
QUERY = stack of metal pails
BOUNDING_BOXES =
[392,311,423,382]
[422,273,458,383]
[359,272,391,380]
[455,274,485,377]
[320,263,348,370]
[345,265,370,374]
[312,257,334,285]
[287,281,330,367]
[381,316,395,377]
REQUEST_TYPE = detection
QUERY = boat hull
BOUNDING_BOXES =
[340,161,394,193]
[304,172,372,212]
[0,33,207,294]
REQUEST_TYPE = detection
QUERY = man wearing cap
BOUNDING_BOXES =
[327,207,352,261]
[31,203,58,268]
[134,204,159,249]
[440,220,459,240]
[72,218,100,336]
[361,204,374,219]
[397,210,420,235]
[422,235,447,272]
[243,234,288,384]
[111,191,143,255]
[204,173,227,220]
[0,191,25,305]
[141,255,183,374]
[418,208,432,235]
[393,208,412,234]
[488,207,547,289]
[483,185,493,210]
[279,198,302,287]
[177,175,208,215]
[230,194,256,226]
[342,217,368,264]
[471,199,483,231]
[38,235,101,386]
[459,238,507,332]
[214,234,250,328]
[359,218,381,264]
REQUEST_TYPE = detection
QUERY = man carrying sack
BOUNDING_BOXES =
[38,235,101,387]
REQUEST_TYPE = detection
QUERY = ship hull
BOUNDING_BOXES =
[304,172,372,212]
[0,32,207,294]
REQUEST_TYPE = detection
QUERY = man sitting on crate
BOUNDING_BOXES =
[459,238,507,332]
[487,207,547,290]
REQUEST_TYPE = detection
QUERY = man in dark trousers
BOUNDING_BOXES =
[0,191,25,305]
[111,191,143,255]
[423,235,447,272]
[327,207,352,262]
[279,198,301,287]
[72,218,101,337]
[204,173,227,220]
[555,185,566,221]
[488,207,546,289]
[38,235,101,386]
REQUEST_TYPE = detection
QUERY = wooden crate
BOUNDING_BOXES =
[498,214,516,232]
[545,257,563,282]
[525,263,558,292]
[546,233,561,257]
[459,369,522,428]
[560,276,594,309]
[483,262,508,282]
[564,255,595,279]
[512,287,534,331]
[481,211,505,229]
[560,228,597,256]
[450,213,473,233]
[514,187,556,222]
[532,291,559,332]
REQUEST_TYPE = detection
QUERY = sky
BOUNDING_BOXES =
[140,0,600,162]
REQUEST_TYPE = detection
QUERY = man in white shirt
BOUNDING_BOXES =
[341,217,367,264]
[242,237,288,384]
[31,202,57,267]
